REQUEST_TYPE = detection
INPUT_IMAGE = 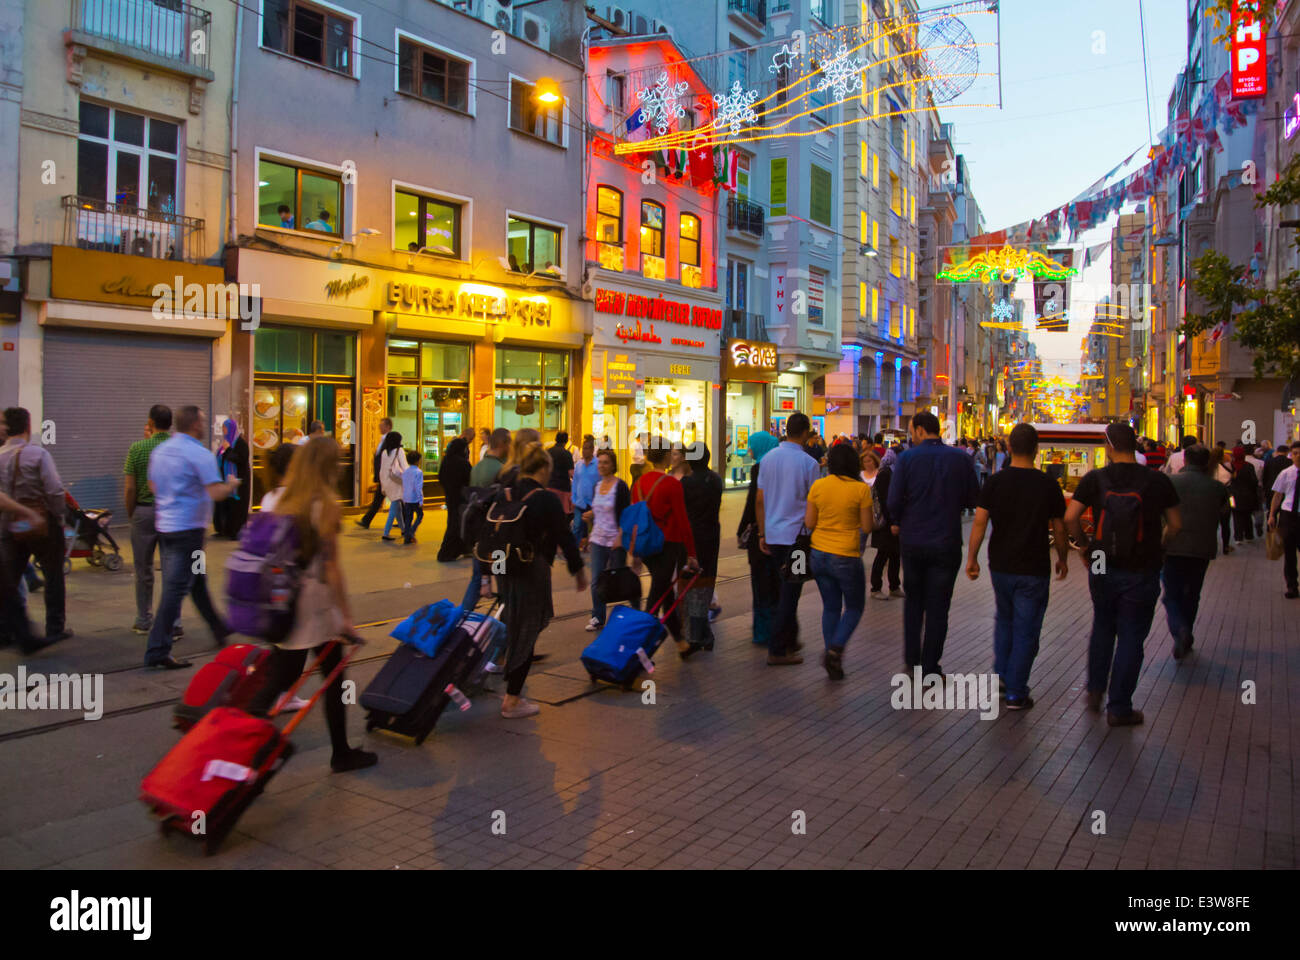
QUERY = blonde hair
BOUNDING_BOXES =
[274,437,341,551]
[861,450,881,470]
[504,428,541,473]
[518,441,552,479]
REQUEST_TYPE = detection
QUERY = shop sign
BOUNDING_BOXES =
[607,353,638,397]
[1286,92,1300,140]
[723,338,778,381]
[324,274,371,300]
[592,388,605,414]
[384,279,552,327]
[594,289,722,331]
[50,246,226,309]
[1231,2,1267,99]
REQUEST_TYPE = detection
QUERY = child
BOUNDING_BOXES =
[401,450,424,545]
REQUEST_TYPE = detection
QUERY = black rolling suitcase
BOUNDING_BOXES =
[361,603,504,745]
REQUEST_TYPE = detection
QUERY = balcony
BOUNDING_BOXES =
[64,195,205,262]
[68,0,212,72]
[726,310,768,342]
[727,0,767,26]
[727,197,765,238]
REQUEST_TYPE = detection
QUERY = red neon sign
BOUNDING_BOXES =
[1231,2,1267,99]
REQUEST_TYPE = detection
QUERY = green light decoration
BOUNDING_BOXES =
[937,245,1079,285]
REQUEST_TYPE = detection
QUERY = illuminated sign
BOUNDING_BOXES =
[938,246,1078,285]
[324,274,370,300]
[1286,92,1300,140]
[1231,1,1267,99]
[606,352,637,397]
[594,288,723,331]
[723,338,779,381]
[384,280,551,327]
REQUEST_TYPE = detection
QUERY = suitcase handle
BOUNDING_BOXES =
[647,570,701,624]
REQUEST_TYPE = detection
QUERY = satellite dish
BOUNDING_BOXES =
[917,14,979,104]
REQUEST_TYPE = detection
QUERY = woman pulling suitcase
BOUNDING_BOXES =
[496,442,587,719]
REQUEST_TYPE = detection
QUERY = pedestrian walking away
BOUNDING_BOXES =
[1065,422,1181,727]
[435,439,470,557]
[1161,444,1229,660]
[887,411,978,680]
[805,443,873,680]
[680,443,722,651]
[0,406,72,654]
[757,413,821,665]
[244,437,376,773]
[1228,445,1259,544]
[356,417,392,528]
[547,431,576,521]
[965,424,1069,711]
[737,431,780,648]
[861,450,902,600]
[1267,445,1300,598]
[123,404,173,636]
[461,427,511,610]
[1209,446,1234,554]
[582,448,630,631]
[143,405,242,669]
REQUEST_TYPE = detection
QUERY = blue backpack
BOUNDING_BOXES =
[390,599,463,658]
[620,473,666,559]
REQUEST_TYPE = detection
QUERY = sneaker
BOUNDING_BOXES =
[889,588,905,599]
[1005,696,1034,711]
[822,648,845,681]
[132,619,153,635]
[274,693,311,712]
[708,604,721,623]
[870,590,890,601]
[585,617,602,632]
[766,652,804,666]
[1106,709,1144,727]
[501,698,541,719]
[484,660,505,674]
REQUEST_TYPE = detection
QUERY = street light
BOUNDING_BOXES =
[533,77,562,105]
[859,244,879,258]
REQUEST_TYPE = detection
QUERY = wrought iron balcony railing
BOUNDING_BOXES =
[63,195,205,262]
[727,197,765,237]
[726,310,768,342]
[70,0,212,71]
[727,0,767,25]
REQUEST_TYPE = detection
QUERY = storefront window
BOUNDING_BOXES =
[642,377,708,451]
[386,339,471,495]
[495,348,570,438]
[252,326,356,503]
[724,380,764,488]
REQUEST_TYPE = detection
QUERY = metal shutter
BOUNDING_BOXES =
[42,329,212,524]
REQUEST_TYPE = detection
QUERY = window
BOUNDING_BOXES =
[679,214,701,266]
[808,267,826,325]
[890,173,901,215]
[509,78,565,146]
[890,236,900,277]
[640,201,665,278]
[911,193,917,223]
[871,285,879,322]
[394,188,461,257]
[872,153,880,188]
[770,158,788,216]
[811,0,829,25]
[860,210,868,243]
[810,163,832,226]
[385,340,471,482]
[890,300,901,339]
[860,141,869,178]
[258,156,342,234]
[810,84,828,123]
[728,44,750,91]
[873,220,879,250]
[727,261,749,310]
[596,186,624,270]
[77,102,180,214]
[398,37,469,111]
[606,71,626,114]
[859,281,867,318]
[910,250,916,281]
[737,155,751,199]
[495,349,570,435]
[262,0,354,76]
[507,216,561,274]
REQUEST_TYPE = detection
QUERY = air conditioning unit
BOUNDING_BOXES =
[481,0,514,32]
[515,10,551,49]
[652,18,674,39]
[605,5,629,31]
[630,11,650,35]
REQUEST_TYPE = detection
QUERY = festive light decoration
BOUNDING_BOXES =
[769,44,798,75]
[637,73,691,136]
[814,44,868,102]
[713,81,760,136]
[991,298,1015,321]
[937,246,1079,285]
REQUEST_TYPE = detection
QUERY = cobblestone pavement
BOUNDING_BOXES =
[1,493,1295,869]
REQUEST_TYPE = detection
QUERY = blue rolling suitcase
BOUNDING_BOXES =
[581,572,699,689]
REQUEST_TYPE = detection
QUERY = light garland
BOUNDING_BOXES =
[938,246,1079,285]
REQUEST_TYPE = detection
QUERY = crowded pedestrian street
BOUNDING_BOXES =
[2,492,1293,871]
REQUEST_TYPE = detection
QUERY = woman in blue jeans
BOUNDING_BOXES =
[804,444,874,680]
[581,449,630,631]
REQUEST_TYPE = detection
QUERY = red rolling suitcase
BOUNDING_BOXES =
[141,639,357,855]
[173,643,275,732]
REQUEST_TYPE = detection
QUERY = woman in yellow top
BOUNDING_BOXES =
[804,443,874,680]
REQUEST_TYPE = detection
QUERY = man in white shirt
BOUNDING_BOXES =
[356,417,392,528]
[1163,434,1197,475]
[1267,445,1300,599]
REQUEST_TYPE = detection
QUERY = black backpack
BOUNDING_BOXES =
[460,483,502,546]
[1090,467,1149,565]
[473,487,540,576]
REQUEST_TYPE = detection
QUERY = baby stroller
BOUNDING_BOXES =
[62,492,123,574]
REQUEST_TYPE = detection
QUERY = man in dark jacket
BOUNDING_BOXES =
[1262,444,1291,500]
[356,417,392,528]
[1162,445,1228,660]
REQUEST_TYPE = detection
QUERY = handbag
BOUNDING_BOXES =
[6,447,49,547]
[779,527,814,583]
[1266,525,1284,562]
[596,555,642,605]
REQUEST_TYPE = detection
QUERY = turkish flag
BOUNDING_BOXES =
[689,143,714,188]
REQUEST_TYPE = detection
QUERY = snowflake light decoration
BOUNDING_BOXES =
[1081,360,1101,377]
[814,45,868,102]
[991,298,1015,322]
[637,72,691,136]
[1044,298,1058,315]
[713,80,759,136]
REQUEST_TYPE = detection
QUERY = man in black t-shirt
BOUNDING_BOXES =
[966,424,1069,711]
[1065,423,1181,728]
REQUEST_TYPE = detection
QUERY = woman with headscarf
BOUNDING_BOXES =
[737,430,780,647]
[1228,444,1259,545]
[378,430,408,541]
[437,436,472,561]
[213,416,250,539]
[680,443,723,650]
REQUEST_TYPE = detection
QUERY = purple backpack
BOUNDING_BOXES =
[224,512,303,643]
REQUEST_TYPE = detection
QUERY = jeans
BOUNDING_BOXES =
[768,542,808,656]
[588,541,619,624]
[1086,567,1161,716]
[129,504,159,623]
[461,555,490,610]
[1,519,66,645]
[748,548,779,646]
[900,544,962,675]
[1161,554,1209,650]
[145,528,227,665]
[402,501,423,542]
[383,500,404,537]
[990,571,1050,701]
[571,505,589,546]
[870,542,900,592]
[811,549,866,651]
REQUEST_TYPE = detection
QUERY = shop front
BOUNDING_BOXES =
[590,284,723,482]
[36,246,231,521]
[721,337,778,488]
